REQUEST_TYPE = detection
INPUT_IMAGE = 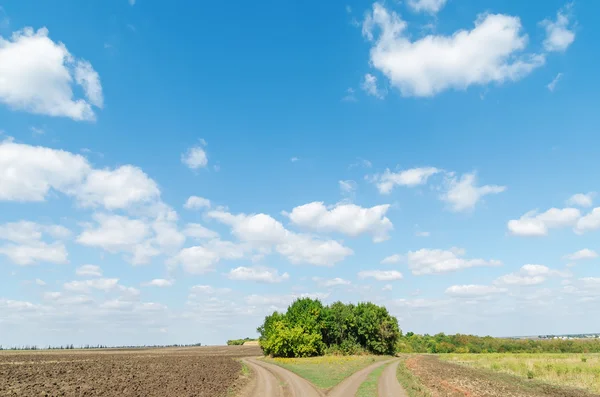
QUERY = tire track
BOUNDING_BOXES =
[378,360,408,397]
[241,358,323,397]
[327,359,395,397]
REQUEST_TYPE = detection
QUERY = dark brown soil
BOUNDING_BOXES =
[0,345,262,396]
[405,355,600,397]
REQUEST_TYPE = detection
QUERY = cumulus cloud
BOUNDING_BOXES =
[64,278,120,293]
[0,28,103,120]
[168,239,246,274]
[227,266,289,283]
[0,221,70,265]
[541,5,576,52]
[207,209,353,266]
[507,207,581,236]
[77,214,150,255]
[76,264,102,277]
[442,172,506,212]
[407,0,447,14]
[142,279,174,287]
[0,141,90,202]
[362,3,546,97]
[567,193,594,208]
[183,223,219,240]
[370,167,440,194]
[445,284,507,298]
[312,277,351,287]
[407,247,501,275]
[74,165,160,210]
[563,249,597,261]
[575,208,600,234]
[494,264,567,286]
[358,270,403,281]
[286,201,393,242]
[184,196,211,210]
[182,145,208,169]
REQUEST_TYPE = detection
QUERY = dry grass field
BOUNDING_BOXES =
[404,355,599,397]
[441,353,600,395]
[0,345,262,397]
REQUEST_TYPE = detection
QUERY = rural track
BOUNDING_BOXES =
[377,360,408,397]
[241,357,323,397]
[326,358,396,397]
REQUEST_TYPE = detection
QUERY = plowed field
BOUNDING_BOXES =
[0,345,262,397]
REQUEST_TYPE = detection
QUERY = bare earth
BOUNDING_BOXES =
[378,360,408,397]
[0,345,262,397]
[241,358,323,397]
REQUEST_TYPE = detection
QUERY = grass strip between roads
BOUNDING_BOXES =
[355,362,386,397]
[396,356,431,397]
[262,355,391,390]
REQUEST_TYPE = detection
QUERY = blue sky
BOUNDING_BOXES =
[1,0,599,347]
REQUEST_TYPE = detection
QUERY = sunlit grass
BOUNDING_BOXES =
[441,353,600,394]
[356,363,385,397]
[262,355,390,389]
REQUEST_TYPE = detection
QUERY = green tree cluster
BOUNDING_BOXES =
[257,298,401,358]
[226,337,257,346]
[397,333,600,354]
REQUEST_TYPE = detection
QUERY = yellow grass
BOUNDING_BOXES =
[441,353,600,394]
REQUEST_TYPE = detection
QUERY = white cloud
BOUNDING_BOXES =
[76,214,150,260]
[547,73,563,92]
[208,209,353,266]
[563,249,597,261]
[541,5,575,52]
[142,279,174,287]
[184,196,211,210]
[415,231,430,237]
[358,270,403,281]
[407,247,501,275]
[0,28,103,120]
[567,193,594,208]
[183,223,219,240]
[189,285,232,296]
[0,221,70,265]
[74,165,160,210]
[382,284,393,291]
[507,207,581,236]
[445,284,507,298]
[64,278,120,293]
[0,242,68,265]
[442,172,506,212]
[339,180,357,194]
[313,277,351,287]
[342,88,357,102]
[362,4,545,97]
[182,145,208,169]
[361,73,385,99]
[407,0,448,14]
[0,141,90,202]
[575,208,600,234]
[381,254,402,264]
[276,234,353,266]
[169,239,246,275]
[290,157,299,162]
[228,266,289,283]
[35,278,46,286]
[494,264,567,286]
[76,264,102,277]
[286,202,393,242]
[129,0,136,5]
[371,167,440,194]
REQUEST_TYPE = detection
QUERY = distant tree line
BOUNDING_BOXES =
[0,343,202,351]
[397,333,600,354]
[227,338,257,346]
[258,298,400,357]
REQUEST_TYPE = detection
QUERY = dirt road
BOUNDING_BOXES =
[378,360,407,397]
[241,358,323,397]
[327,359,395,397]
